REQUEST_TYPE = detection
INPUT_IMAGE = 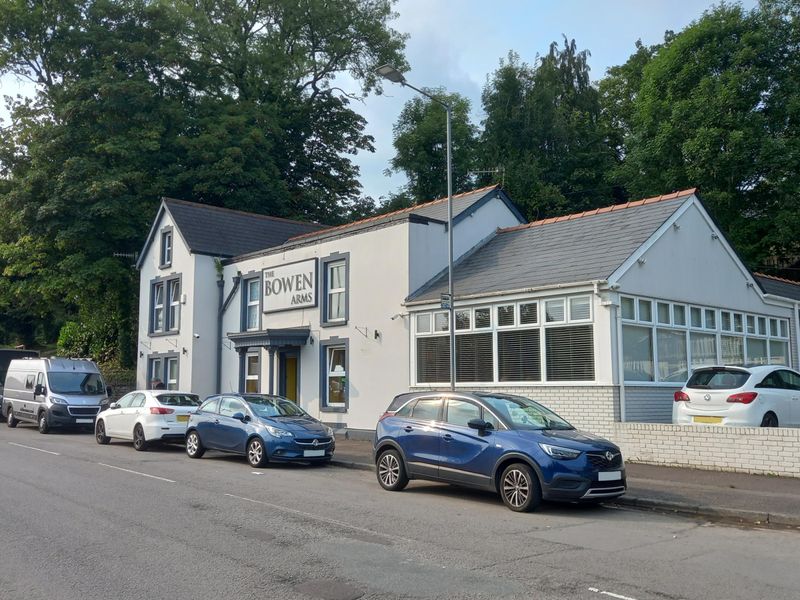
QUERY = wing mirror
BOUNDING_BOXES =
[467,418,493,434]
[34,384,46,396]
[109,402,120,410]
[232,412,250,423]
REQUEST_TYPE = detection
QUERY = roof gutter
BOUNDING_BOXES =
[405,280,609,307]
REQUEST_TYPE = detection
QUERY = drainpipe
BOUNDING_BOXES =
[795,302,800,370]
[615,300,626,422]
[216,266,242,394]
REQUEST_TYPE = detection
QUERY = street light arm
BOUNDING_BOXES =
[400,81,451,110]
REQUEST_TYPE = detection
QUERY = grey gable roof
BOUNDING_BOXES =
[161,198,325,259]
[755,274,800,301]
[408,190,697,303]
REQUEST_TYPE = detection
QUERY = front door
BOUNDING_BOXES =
[279,351,299,402]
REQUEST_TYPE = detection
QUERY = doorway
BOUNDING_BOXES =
[278,350,299,402]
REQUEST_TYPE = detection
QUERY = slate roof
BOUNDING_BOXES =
[285,185,507,245]
[755,273,800,301]
[162,198,325,258]
[408,189,697,302]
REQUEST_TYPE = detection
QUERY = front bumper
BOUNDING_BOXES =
[46,405,100,428]
[542,469,627,502]
[267,437,335,462]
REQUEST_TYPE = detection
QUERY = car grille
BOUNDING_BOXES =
[586,451,623,469]
[67,406,100,417]
[294,437,332,446]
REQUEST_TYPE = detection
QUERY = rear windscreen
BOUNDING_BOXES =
[687,369,749,389]
[386,393,415,412]
[157,394,200,406]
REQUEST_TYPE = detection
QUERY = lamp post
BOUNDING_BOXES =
[377,65,455,391]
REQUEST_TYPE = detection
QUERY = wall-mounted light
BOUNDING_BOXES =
[637,257,647,265]
[374,330,381,340]
[182,347,188,355]
[139,351,144,358]
[746,282,755,289]
[673,222,681,230]
[711,232,719,240]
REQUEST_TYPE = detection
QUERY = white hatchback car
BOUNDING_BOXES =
[673,365,800,427]
[95,390,200,450]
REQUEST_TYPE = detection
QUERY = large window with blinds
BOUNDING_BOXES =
[621,295,791,383]
[414,295,594,385]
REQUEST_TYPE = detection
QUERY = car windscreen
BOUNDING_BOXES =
[156,393,200,406]
[244,395,308,418]
[478,395,574,431]
[687,368,750,389]
[48,372,106,395]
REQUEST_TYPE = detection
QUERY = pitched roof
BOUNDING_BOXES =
[286,185,507,245]
[408,189,698,302]
[162,198,325,258]
[755,273,800,301]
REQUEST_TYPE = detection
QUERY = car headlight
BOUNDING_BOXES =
[49,396,68,405]
[265,425,293,438]
[324,426,335,437]
[539,443,581,460]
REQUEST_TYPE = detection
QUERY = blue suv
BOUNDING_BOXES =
[374,392,625,512]
[185,394,335,467]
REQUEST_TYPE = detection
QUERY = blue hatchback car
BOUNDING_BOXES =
[185,394,335,467]
[374,392,625,512]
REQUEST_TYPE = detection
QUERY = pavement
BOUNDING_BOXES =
[331,438,800,529]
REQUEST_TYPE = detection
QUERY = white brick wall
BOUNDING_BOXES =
[612,422,800,478]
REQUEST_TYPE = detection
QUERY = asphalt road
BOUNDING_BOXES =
[1,424,798,600]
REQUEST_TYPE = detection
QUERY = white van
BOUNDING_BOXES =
[2,358,110,433]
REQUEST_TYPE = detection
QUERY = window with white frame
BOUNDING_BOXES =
[245,278,260,331]
[326,261,346,322]
[152,283,165,333]
[326,346,347,407]
[621,295,790,382]
[168,279,181,332]
[165,357,178,390]
[148,357,164,387]
[245,352,259,393]
[414,295,594,385]
[160,230,172,267]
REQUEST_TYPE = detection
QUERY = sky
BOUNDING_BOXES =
[0,0,757,204]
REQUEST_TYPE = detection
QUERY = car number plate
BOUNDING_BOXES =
[75,418,94,424]
[303,449,325,457]
[693,416,723,424]
[176,415,189,422]
[598,471,621,481]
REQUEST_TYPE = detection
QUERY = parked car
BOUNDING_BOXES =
[373,392,626,512]
[185,394,335,467]
[3,357,109,433]
[95,390,201,450]
[673,365,800,427]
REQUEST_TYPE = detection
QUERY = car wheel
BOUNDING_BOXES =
[95,420,110,445]
[247,437,268,468]
[132,424,148,451]
[186,431,205,458]
[500,463,542,512]
[376,449,409,491]
[38,412,50,434]
[6,408,18,428]
[760,412,779,427]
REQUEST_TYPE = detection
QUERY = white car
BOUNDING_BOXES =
[673,365,800,427]
[95,390,200,450]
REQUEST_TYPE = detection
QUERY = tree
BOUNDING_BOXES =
[388,90,477,203]
[479,42,620,221]
[0,0,407,358]
[609,1,800,265]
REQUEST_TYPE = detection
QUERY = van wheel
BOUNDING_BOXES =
[132,425,148,451]
[38,412,50,434]
[6,408,18,428]
[95,420,110,445]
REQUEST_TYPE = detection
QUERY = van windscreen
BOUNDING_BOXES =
[687,369,749,390]
[49,372,106,395]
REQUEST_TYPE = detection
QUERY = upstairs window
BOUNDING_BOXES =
[160,229,173,267]
[168,279,181,332]
[245,278,260,331]
[150,277,180,334]
[321,254,348,327]
[152,282,165,333]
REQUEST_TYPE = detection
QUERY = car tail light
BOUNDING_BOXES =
[727,392,758,404]
[673,391,690,402]
[378,411,394,421]
[150,406,175,415]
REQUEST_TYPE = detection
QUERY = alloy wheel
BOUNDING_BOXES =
[502,468,530,509]
[248,440,263,466]
[378,453,400,487]
[186,433,198,455]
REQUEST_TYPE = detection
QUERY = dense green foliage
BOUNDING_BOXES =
[390,1,799,268]
[0,0,406,360]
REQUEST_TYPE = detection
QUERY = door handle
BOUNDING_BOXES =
[442,434,453,442]
[214,419,220,424]
[403,426,413,432]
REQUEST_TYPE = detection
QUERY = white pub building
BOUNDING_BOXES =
[136,187,800,440]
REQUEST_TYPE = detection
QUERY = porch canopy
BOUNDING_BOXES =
[227,327,311,351]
